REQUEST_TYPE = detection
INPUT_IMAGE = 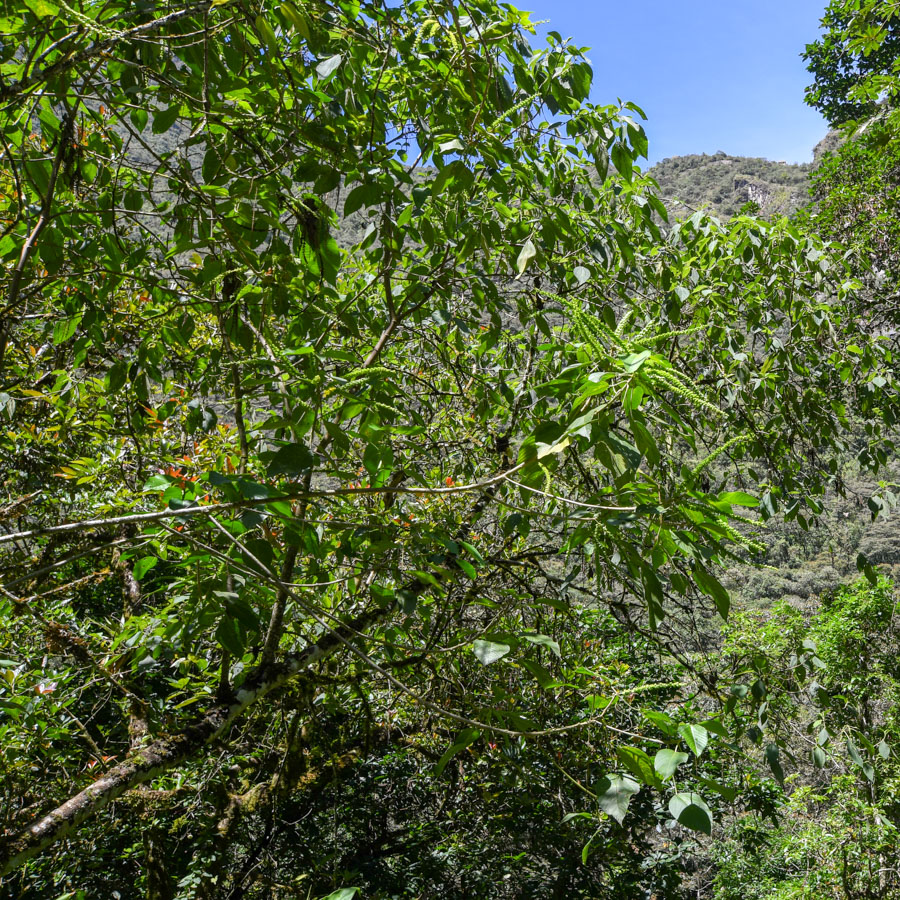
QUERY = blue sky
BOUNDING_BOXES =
[529,0,830,166]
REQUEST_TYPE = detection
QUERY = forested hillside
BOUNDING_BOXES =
[648,152,811,219]
[0,2,899,899]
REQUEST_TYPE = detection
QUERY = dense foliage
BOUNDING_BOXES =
[0,1,898,898]
[804,0,900,126]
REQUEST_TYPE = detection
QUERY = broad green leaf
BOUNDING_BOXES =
[610,142,633,182]
[847,738,875,782]
[255,14,279,52]
[715,491,759,508]
[617,746,663,789]
[473,640,510,665]
[215,616,246,657]
[53,316,81,345]
[280,2,310,37]
[24,0,59,16]
[573,265,591,285]
[267,443,316,478]
[130,108,149,132]
[318,889,359,900]
[522,634,561,658]
[516,239,537,275]
[693,566,730,620]
[654,748,689,781]
[643,709,678,736]
[132,557,158,580]
[597,774,640,825]
[519,658,555,690]
[669,792,713,835]
[152,105,180,134]
[316,55,343,79]
[678,723,708,757]
[765,743,785,785]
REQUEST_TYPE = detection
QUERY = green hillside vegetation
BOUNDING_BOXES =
[648,152,811,219]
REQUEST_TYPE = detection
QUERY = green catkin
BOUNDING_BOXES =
[486,91,541,134]
[335,376,374,393]
[571,310,609,360]
[680,501,766,554]
[566,301,621,353]
[371,401,405,418]
[411,18,438,55]
[691,433,747,477]
[562,299,725,420]
[614,307,636,339]
[343,366,392,380]
[59,2,118,37]
[539,462,553,492]
[644,323,711,345]
[642,362,726,418]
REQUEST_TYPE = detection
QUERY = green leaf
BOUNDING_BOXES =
[522,634,561,657]
[434,728,480,776]
[130,108,148,132]
[622,350,651,372]
[654,748,689,781]
[318,891,359,900]
[597,430,642,470]
[677,723,708,757]
[316,55,343,79]
[255,14,280,53]
[152,105,180,134]
[617,746,662,789]
[215,616,246,657]
[693,566,730,620]
[765,743,785,785]
[431,160,474,196]
[516,239,537,275]
[24,0,59,17]
[610,142,633,182]
[281,2,310,38]
[53,316,81,345]
[847,738,875,782]
[519,658,555,690]
[473,640,510,665]
[715,491,758,508]
[267,442,316,478]
[643,709,678,736]
[132,557,158,580]
[142,474,171,491]
[597,774,640,825]
[669,792,713,835]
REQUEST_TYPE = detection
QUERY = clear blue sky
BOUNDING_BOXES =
[529,0,830,166]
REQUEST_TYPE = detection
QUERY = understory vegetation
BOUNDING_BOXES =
[1,0,899,898]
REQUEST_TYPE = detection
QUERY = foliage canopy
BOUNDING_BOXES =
[0,0,897,896]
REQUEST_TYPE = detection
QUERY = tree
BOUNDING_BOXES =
[802,1,900,323]
[804,0,900,127]
[801,122,900,328]
[0,0,897,895]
